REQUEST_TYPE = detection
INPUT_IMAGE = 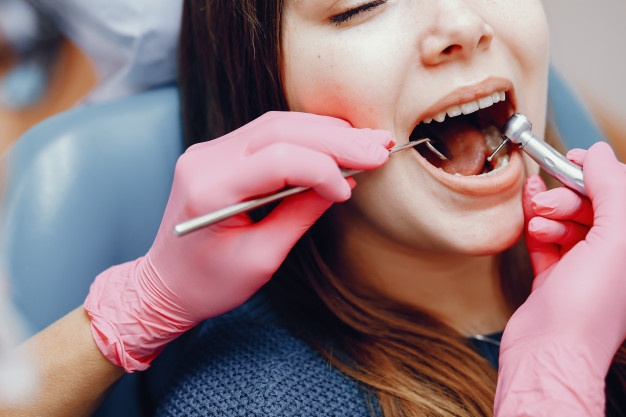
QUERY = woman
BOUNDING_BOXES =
[153,1,625,415]
[1,1,624,416]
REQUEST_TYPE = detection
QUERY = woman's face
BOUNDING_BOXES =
[282,0,549,256]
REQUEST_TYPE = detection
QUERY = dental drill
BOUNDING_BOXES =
[488,113,587,197]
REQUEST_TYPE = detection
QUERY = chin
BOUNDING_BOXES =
[444,215,524,256]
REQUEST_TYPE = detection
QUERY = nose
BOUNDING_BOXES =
[419,1,494,66]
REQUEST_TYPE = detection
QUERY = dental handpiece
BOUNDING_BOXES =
[500,113,587,197]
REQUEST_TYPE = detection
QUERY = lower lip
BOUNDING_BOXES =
[413,149,525,196]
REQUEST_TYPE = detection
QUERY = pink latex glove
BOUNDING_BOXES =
[494,142,626,416]
[84,111,395,372]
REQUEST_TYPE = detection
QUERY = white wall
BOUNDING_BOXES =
[543,0,626,128]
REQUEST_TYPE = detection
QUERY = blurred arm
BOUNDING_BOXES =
[0,307,124,417]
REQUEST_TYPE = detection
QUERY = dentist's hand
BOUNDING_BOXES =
[495,142,626,417]
[84,111,395,372]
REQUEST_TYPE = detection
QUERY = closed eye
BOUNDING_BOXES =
[329,0,387,26]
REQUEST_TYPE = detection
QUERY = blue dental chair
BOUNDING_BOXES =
[0,68,605,415]
[0,85,184,417]
[1,86,183,333]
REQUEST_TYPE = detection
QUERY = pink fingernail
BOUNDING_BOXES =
[524,175,545,201]
[528,217,566,239]
[370,130,396,148]
[527,218,541,234]
[341,182,353,200]
[527,218,551,239]
[531,193,558,215]
[566,148,586,166]
[377,146,392,163]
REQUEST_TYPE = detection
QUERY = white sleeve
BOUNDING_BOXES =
[31,0,183,103]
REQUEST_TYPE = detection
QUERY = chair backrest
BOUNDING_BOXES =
[0,69,605,334]
[1,86,183,333]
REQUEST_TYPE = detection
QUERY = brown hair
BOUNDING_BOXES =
[178,0,287,148]
[179,1,626,415]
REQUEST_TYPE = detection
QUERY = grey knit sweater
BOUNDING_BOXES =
[153,293,375,416]
[149,292,500,417]
[94,291,500,417]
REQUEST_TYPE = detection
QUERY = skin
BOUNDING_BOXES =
[0,308,123,417]
[0,1,552,415]
[283,0,550,335]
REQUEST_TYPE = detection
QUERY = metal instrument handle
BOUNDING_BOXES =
[174,138,430,236]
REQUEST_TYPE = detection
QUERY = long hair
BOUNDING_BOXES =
[179,1,626,415]
[178,0,287,148]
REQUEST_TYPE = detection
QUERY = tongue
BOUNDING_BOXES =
[427,117,487,176]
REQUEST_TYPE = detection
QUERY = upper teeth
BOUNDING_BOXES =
[423,91,506,124]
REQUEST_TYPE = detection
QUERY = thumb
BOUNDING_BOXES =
[245,189,336,268]
[523,175,559,287]
[582,142,626,224]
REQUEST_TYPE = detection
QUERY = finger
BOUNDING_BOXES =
[236,143,374,202]
[245,189,335,274]
[244,112,396,169]
[263,111,354,127]
[522,175,546,220]
[174,142,369,219]
[566,147,586,165]
[531,187,593,226]
[577,143,626,252]
[186,112,365,150]
[583,142,626,197]
[523,175,560,277]
[232,111,355,139]
[527,217,589,253]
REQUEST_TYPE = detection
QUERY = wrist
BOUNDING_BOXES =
[495,335,607,417]
[84,258,195,372]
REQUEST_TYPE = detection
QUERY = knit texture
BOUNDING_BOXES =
[153,290,502,416]
[154,292,375,417]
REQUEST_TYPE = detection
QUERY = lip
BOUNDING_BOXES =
[416,77,516,125]
[412,147,525,196]
[402,76,521,196]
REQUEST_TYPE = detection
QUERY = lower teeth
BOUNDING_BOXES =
[483,125,503,151]
[479,154,509,177]
[481,125,508,175]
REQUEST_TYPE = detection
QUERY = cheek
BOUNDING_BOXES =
[342,171,526,256]
[523,155,541,176]
[491,1,549,138]
[493,0,549,55]
[282,37,400,128]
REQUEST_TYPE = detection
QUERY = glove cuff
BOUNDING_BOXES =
[495,336,607,417]
[84,258,194,372]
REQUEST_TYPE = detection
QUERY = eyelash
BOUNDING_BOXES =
[329,0,387,26]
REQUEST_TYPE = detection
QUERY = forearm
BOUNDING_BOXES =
[0,307,125,417]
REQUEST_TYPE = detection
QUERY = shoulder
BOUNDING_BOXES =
[154,292,373,417]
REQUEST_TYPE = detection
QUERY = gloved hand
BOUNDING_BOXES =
[494,142,626,416]
[84,111,395,372]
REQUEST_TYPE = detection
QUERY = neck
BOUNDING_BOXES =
[336,224,510,337]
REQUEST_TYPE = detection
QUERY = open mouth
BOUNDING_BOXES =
[410,91,513,177]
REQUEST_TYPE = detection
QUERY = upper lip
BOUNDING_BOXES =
[415,77,516,126]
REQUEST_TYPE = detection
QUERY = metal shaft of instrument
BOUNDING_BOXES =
[174,138,435,236]
[486,137,509,162]
[489,113,587,197]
